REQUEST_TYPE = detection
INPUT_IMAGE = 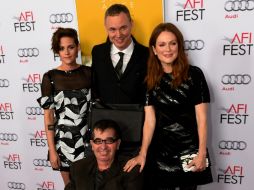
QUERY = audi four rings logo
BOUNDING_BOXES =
[17,48,39,57]
[7,182,26,190]
[184,40,205,50]
[26,107,44,115]
[221,74,251,84]
[49,13,73,23]
[225,0,254,11]
[33,159,51,167]
[0,133,18,141]
[219,140,247,150]
[0,79,9,87]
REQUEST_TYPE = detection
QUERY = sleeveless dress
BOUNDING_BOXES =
[37,65,91,171]
[145,66,213,188]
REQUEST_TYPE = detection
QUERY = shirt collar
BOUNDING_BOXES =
[111,39,134,56]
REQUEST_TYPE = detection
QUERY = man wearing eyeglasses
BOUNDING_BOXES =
[65,119,143,190]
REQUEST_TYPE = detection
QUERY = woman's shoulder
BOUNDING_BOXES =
[41,69,56,80]
[188,65,205,78]
[189,65,203,73]
[43,68,59,75]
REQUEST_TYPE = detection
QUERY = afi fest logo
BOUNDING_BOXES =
[218,165,244,184]
[220,104,248,125]
[0,103,14,120]
[37,181,55,190]
[17,47,40,64]
[30,130,47,147]
[14,11,35,32]
[223,32,253,55]
[224,0,254,19]
[26,106,44,120]
[176,0,205,21]
[22,74,41,92]
[0,45,5,64]
[3,154,22,170]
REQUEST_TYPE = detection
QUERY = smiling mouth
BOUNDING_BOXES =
[164,54,173,57]
[115,38,124,43]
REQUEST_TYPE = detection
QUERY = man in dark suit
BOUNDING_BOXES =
[91,3,149,104]
[65,119,143,190]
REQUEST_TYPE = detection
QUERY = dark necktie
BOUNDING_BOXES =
[115,52,124,78]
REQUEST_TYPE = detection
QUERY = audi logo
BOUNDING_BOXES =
[17,48,39,57]
[7,182,26,190]
[0,133,18,141]
[26,107,44,115]
[221,74,251,84]
[225,0,254,11]
[0,79,9,87]
[49,13,73,24]
[219,140,247,150]
[184,40,205,50]
[33,159,51,167]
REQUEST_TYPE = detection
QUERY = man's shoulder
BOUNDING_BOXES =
[132,37,148,50]
[117,156,141,176]
[92,42,109,53]
[133,43,149,60]
[135,43,148,51]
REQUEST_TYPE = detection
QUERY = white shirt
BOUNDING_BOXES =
[110,40,134,73]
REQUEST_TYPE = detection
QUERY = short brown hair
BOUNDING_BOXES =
[51,27,79,54]
[104,4,132,22]
[92,119,122,140]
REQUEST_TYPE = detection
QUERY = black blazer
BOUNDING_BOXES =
[91,37,149,104]
[65,155,143,190]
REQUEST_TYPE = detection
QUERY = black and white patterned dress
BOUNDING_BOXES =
[37,65,91,171]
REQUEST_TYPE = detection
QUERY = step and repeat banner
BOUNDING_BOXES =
[164,0,254,190]
[0,1,163,190]
[0,0,80,190]
[1,0,253,190]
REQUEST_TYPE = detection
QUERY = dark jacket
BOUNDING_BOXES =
[91,37,149,105]
[65,155,143,190]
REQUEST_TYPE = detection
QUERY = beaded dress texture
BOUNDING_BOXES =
[146,66,213,187]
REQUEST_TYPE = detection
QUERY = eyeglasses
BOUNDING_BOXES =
[93,137,118,145]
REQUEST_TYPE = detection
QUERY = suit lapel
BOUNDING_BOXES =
[104,37,140,80]
[83,157,97,190]
[122,43,137,78]
[103,42,120,80]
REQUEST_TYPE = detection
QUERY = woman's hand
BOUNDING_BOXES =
[123,154,146,173]
[49,150,61,170]
[123,106,155,173]
[187,154,207,172]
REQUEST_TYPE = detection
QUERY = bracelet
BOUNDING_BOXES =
[48,124,55,131]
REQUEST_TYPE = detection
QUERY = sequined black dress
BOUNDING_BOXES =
[37,65,91,171]
[145,66,213,188]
